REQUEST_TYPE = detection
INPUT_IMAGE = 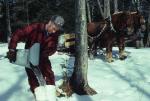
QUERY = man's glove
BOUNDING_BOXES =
[7,49,17,63]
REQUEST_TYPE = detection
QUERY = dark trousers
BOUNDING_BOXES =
[25,57,55,93]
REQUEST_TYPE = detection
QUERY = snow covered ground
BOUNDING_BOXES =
[0,43,150,101]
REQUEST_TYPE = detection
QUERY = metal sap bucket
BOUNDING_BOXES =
[13,43,40,68]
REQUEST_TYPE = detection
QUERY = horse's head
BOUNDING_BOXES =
[126,11,146,35]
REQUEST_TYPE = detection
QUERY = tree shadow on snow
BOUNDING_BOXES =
[0,74,27,101]
[94,50,131,62]
[105,64,150,99]
[75,94,95,101]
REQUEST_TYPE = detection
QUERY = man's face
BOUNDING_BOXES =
[46,21,59,33]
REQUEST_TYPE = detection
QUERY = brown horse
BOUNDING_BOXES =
[126,12,146,33]
[110,11,131,60]
[57,11,146,62]
[125,11,146,43]
[87,12,129,62]
[87,11,146,62]
[87,20,115,62]
[111,11,146,59]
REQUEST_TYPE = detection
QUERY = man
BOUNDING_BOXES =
[7,15,64,101]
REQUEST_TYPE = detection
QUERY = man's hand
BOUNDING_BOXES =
[7,49,17,63]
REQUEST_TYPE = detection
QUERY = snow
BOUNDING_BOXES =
[0,43,150,101]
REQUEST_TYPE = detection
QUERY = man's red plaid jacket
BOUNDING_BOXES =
[8,23,60,92]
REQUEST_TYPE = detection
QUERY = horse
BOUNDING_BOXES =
[87,11,131,62]
[110,11,131,60]
[87,11,146,62]
[125,11,146,48]
[87,20,116,62]
[57,11,146,62]
[111,11,146,59]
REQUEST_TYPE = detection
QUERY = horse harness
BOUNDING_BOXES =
[88,21,108,40]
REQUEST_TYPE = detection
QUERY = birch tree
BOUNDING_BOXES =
[5,0,12,42]
[114,0,118,13]
[97,0,104,18]
[96,0,111,19]
[104,0,110,18]
[146,12,150,47]
[86,0,92,22]
[0,2,3,18]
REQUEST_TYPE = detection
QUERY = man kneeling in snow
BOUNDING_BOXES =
[7,15,64,101]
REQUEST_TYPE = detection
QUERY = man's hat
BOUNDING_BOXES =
[51,15,64,29]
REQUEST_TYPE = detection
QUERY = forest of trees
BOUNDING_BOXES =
[0,0,150,43]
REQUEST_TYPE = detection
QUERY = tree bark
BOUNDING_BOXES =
[146,12,150,47]
[104,0,110,18]
[133,0,140,11]
[137,0,140,11]
[26,2,30,26]
[86,0,91,22]
[97,0,104,19]
[0,2,3,18]
[114,0,118,13]
[5,0,11,42]
[70,0,97,95]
